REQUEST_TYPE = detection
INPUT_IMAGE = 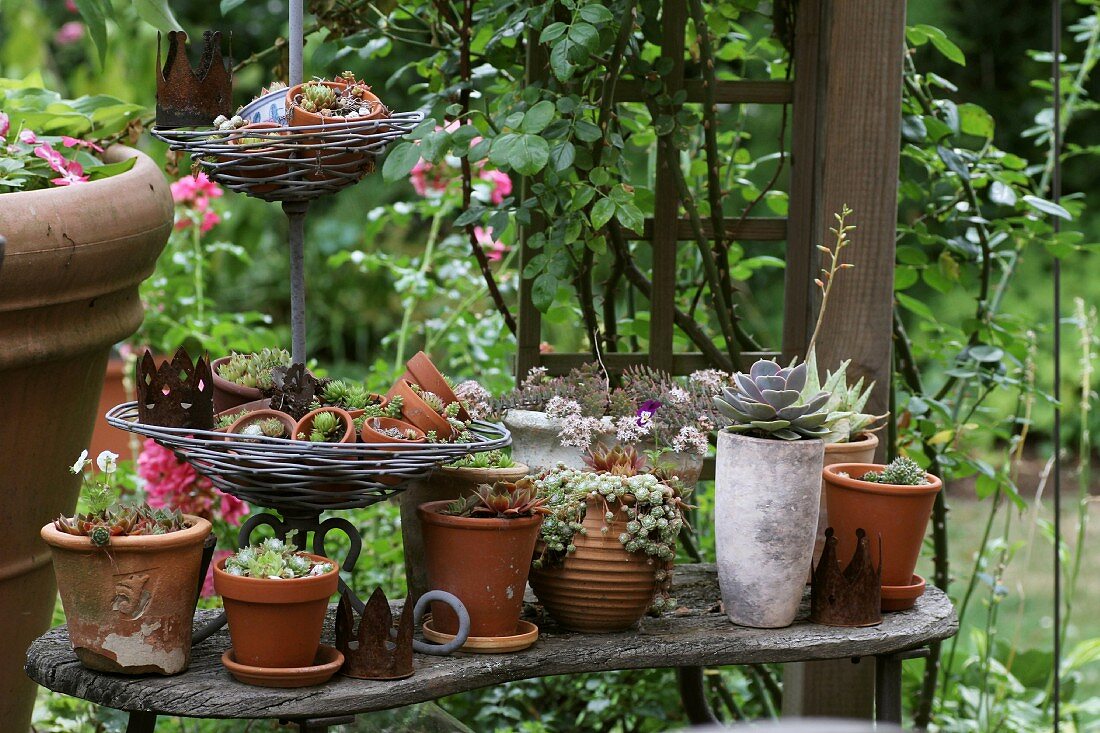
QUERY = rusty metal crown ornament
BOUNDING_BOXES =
[156,30,233,127]
[810,527,882,627]
[335,588,470,680]
[135,348,214,430]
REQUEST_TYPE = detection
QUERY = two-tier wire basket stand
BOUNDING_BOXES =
[109,0,510,631]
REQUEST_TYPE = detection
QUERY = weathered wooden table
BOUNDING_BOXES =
[25,564,957,732]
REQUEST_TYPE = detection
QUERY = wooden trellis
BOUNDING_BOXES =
[516,0,906,719]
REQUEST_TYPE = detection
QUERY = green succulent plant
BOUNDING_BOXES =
[446,450,516,469]
[217,349,292,390]
[858,456,929,486]
[443,478,546,518]
[239,417,287,439]
[305,410,345,442]
[714,359,832,441]
[215,410,247,429]
[223,532,334,579]
[321,379,377,411]
[800,347,888,444]
[297,80,337,113]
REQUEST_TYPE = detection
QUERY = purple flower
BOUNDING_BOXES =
[636,399,662,427]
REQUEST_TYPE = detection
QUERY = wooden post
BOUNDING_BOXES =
[783,0,906,719]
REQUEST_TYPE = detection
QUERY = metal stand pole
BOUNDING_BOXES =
[284,201,309,364]
[289,0,304,87]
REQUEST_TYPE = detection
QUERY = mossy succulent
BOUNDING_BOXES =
[217,349,292,390]
[223,532,333,579]
[858,456,929,486]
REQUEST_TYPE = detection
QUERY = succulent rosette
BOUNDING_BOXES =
[714,359,832,441]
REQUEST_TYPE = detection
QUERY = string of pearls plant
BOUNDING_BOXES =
[531,467,687,612]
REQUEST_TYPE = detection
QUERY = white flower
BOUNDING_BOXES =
[668,387,690,405]
[546,396,581,420]
[69,450,89,475]
[672,426,709,456]
[558,413,602,449]
[96,450,119,474]
[615,415,649,444]
[689,369,729,393]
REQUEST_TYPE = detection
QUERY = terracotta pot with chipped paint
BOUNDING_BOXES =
[418,500,543,639]
[40,516,212,674]
[714,431,824,628]
[0,145,171,729]
[401,463,529,599]
[528,498,660,633]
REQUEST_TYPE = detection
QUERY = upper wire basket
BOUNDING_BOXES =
[151,112,423,203]
[107,402,510,512]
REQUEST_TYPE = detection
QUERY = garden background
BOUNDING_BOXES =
[3,0,1098,730]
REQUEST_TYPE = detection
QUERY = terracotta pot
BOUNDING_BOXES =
[882,574,926,612]
[227,408,296,440]
[403,351,470,422]
[359,416,426,448]
[502,409,615,471]
[401,463,530,600]
[0,145,171,729]
[40,515,212,674]
[213,553,339,669]
[813,432,880,567]
[529,498,659,633]
[823,463,942,590]
[285,81,383,182]
[211,355,264,414]
[215,397,272,433]
[418,500,542,638]
[386,379,454,439]
[221,122,290,194]
[714,431,824,628]
[293,406,355,443]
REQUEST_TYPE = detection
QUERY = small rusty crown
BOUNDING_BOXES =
[135,348,214,430]
[335,588,415,680]
[810,527,882,627]
[156,30,233,128]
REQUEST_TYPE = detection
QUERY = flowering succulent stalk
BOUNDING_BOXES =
[715,359,833,441]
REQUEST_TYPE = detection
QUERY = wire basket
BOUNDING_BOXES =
[151,112,423,203]
[107,402,510,512]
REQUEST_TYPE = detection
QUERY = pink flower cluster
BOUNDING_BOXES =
[34,142,88,186]
[171,172,223,234]
[138,439,249,524]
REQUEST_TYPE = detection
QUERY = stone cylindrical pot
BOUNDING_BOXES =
[823,463,942,589]
[213,553,339,669]
[0,145,171,729]
[40,516,212,674]
[401,463,529,599]
[502,409,614,472]
[715,431,824,628]
[528,499,659,632]
[814,433,879,566]
[419,500,543,638]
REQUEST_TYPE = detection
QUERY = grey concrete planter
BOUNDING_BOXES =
[714,431,824,628]
[501,409,613,472]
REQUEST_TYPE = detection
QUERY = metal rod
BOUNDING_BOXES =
[284,202,308,363]
[289,0,304,87]
[1051,0,1063,728]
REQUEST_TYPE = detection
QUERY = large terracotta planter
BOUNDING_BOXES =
[714,431,824,628]
[528,499,659,632]
[401,463,530,599]
[419,500,543,638]
[823,463,942,590]
[40,516,211,674]
[213,553,339,669]
[814,432,879,566]
[0,145,171,729]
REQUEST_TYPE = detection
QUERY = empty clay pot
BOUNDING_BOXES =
[419,500,543,638]
[213,553,339,669]
[715,431,824,628]
[40,516,212,675]
[528,498,659,633]
[386,379,454,439]
[403,351,470,422]
[293,406,355,443]
[359,416,426,448]
[823,463,942,590]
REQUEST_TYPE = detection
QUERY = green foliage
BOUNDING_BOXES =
[446,449,516,469]
[216,349,292,390]
[801,348,886,444]
[223,533,334,579]
[859,457,930,486]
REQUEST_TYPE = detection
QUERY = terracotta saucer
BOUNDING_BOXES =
[881,574,926,612]
[423,618,539,654]
[222,645,344,688]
